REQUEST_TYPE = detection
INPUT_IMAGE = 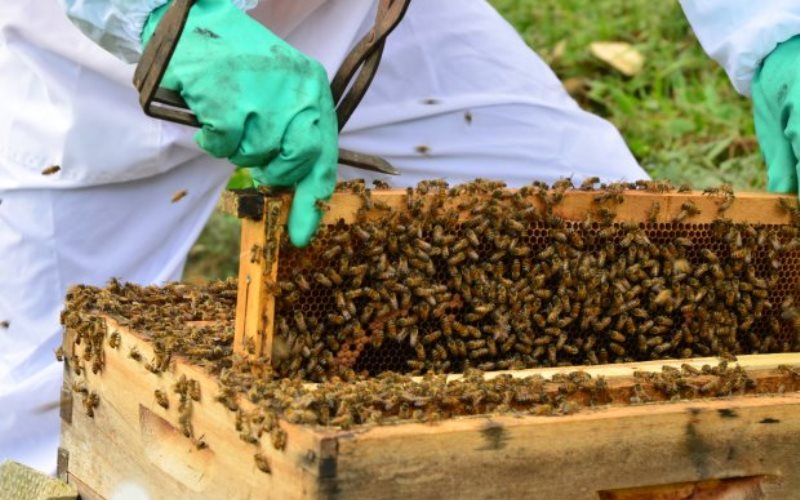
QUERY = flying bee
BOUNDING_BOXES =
[0,320,9,329]
[41,165,61,176]
[171,190,188,203]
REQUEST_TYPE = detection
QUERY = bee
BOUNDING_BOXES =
[171,190,188,203]
[55,346,65,362]
[697,248,720,264]
[464,111,473,125]
[41,165,61,176]
[646,202,660,224]
[179,401,194,438]
[189,379,201,402]
[609,343,625,356]
[580,176,600,191]
[254,452,271,474]
[271,427,287,450]
[71,380,89,395]
[320,244,342,261]
[155,389,169,409]
[128,346,142,362]
[315,199,331,213]
[193,436,208,450]
[608,330,626,343]
[0,320,9,329]
[673,201,700,222]
[314,272,333,288]
[81,392,100,418]
[107,331,121,349]
[415,145,431,155]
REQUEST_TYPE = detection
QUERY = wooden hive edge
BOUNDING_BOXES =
[61,318,330,500]
[221,188,797,226]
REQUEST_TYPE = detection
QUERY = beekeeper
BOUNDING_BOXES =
[1,0,797,474]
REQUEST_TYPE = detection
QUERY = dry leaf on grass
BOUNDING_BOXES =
[590,41,644,76]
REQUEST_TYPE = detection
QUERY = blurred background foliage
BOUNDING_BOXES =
[183,0,764,283]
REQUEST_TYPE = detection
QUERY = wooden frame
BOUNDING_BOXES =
[222,189,796,360]
[60,317,800,499]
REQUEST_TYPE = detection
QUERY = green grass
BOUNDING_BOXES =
[490,0,763,189]
[184,0,765,282]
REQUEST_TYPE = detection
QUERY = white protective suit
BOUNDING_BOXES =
[0,0,791,476]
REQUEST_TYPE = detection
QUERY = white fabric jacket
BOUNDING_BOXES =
[62,0,800,98]
[679,0,800,96]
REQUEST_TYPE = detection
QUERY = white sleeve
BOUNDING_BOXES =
[679,0,800,96]
[59,0,259,64]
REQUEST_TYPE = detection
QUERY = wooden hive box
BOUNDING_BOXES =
[58,184,800,499]
[59,313,800,499]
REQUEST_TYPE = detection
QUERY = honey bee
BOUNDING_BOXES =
[673,201,700,222]
[189,379,202,402]
[171,190,188,203]
[254,452,271,474]
[155,389,169,409]
[609,343,625,356]
[83,391,100,418]
[128,346,142,362]
[0,320,9,329]
[580,177,600,191]
[71,380,89,395]
[271,427,287,450]
[108,331,121,349]
[41,165,61,176]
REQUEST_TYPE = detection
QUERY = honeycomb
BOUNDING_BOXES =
[270,180,800,381]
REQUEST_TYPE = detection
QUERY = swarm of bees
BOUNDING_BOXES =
[59,266,800,474]
[60,178,800,388]
[60,278,237,378]
[269,178,800,381]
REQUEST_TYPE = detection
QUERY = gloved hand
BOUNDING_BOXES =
[142,0,338,247]
[752,35,800,196]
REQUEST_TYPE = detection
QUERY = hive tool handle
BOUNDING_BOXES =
[133,0,413,176]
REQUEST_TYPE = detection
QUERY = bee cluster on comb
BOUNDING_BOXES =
[268,178,800,381]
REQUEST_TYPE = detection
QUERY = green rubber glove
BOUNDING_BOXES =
[142,0,338,247]
[752,35,800,196]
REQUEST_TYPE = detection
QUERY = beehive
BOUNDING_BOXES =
[56,179,800,499]
[223,180,800,382]
[57,280,800,500]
